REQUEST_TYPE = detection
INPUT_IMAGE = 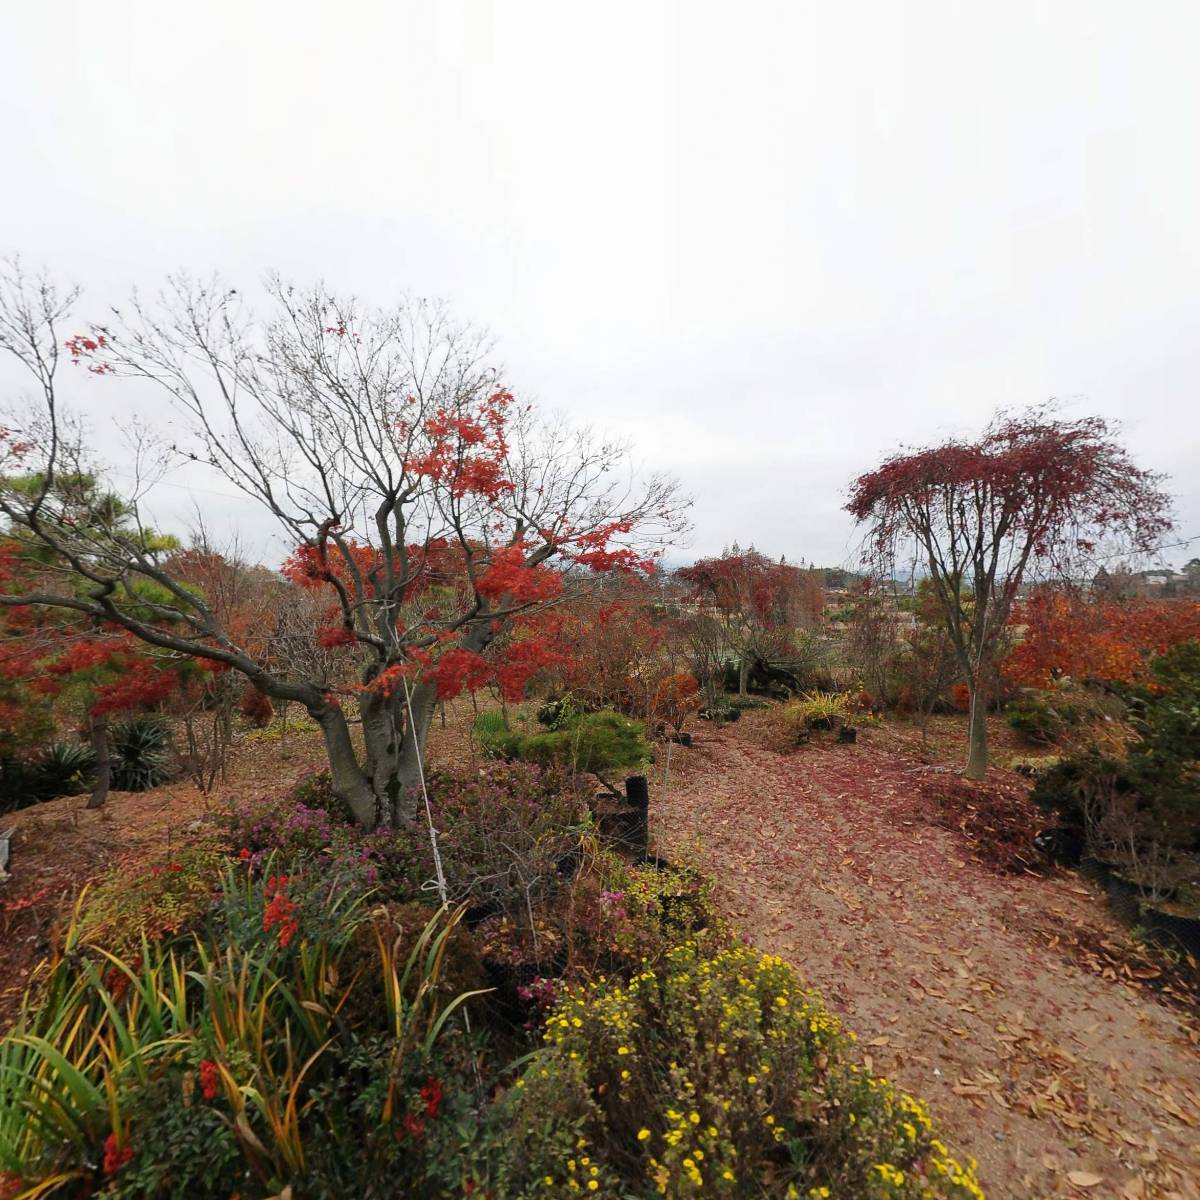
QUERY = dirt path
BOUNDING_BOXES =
[654,728,1200,1200]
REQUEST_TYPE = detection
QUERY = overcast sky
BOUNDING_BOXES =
[2,1,1198,569]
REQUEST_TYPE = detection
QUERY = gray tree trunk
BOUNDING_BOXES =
[314,703,379,828]
[394,680,439,821]
[738,658,750,697]
[965,684,989,780]
[86,711,111,810]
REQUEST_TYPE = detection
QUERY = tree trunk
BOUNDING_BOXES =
[313,703,379,828]
[965,684,989,780]
[738,658,750,697]
[394,680,439,823]
[86,711,111,810]
[360,692,406,824]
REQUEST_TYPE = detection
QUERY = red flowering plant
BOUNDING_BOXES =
[0,267,688,828]
[212,850,375,958]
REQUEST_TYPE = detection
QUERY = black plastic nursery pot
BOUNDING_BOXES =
[1106,873,1142,925]
[1140,908,1200,959]
[632,855,708,932]
[463,898,505,931]
[837,726,857,744]
[1078,855,1114,886]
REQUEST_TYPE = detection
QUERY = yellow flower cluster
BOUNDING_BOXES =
[523,938,985,1199]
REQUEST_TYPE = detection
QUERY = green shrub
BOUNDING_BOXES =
[1005,696,1068,744]
[1004,686,1123,746]
[495,940,983,1198]
[474,709,520,758]
[516,710,649,779]
[537,694,580,730]
[110,716,174,791]
[1029,750,1134,840]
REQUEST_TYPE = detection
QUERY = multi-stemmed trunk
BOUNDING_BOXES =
[312,679,442,830]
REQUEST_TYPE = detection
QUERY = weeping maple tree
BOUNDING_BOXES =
[0,264,686,827]
[676,547,823,695]
[846,409,1172,777]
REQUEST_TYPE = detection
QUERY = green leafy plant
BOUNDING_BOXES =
[108,717,174,792]
[515,710,649,782]
[0,866,486,1198]
[473,710,520,758]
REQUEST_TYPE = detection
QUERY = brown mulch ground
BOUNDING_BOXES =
[651,722,1200,1200]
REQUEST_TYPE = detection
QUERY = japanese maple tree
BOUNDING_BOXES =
[676,548,823,695]
[0,264,685,826]
[847,409,1172,777]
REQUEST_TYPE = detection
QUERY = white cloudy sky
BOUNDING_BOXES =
[2,1,1198,569]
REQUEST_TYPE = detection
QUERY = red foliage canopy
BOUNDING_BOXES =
[847,411,1171,574]
[1005,591,1200,688]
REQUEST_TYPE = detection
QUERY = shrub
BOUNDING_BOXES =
[109,716,174,791]
[537,694,579,730]
[0,744,97,813]
[430,762,589,912]
[1004,685,1123,746]
[75,843,226,954]
[651,673,702,735]
[773,691,852,744]
[495,940,983,1198]
[523,710,649,778]
[0,888,485,1199]
[1004,696,1068,744]
[218,789,426,899]
[1029,751,1135,848]
[239,685,275,728]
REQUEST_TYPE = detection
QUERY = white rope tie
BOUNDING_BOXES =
[401,674,449,906]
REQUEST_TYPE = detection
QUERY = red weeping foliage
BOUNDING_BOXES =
[678,550,823,626]
[846,411,1173,570]
[1004,590,1200,688]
